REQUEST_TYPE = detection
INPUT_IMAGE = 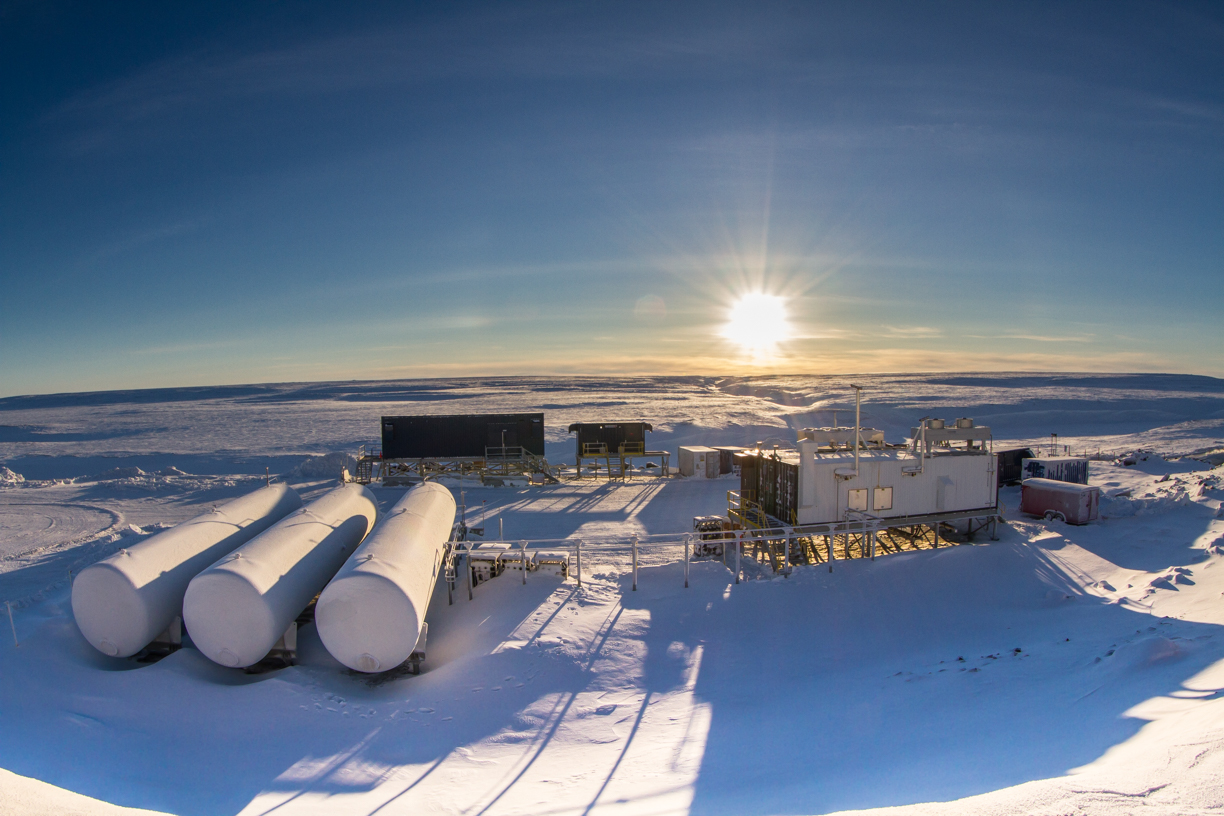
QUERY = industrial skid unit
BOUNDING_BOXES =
[568,421,671,479]
[727,418,1001,571]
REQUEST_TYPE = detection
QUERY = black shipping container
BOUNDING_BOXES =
[736,452,758,501]
[712,445,745,475]
[996,447,1036,486]
[738,451,799,524]
[381,413,545,459]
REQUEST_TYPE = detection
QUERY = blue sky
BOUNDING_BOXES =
[2,1,1222,396]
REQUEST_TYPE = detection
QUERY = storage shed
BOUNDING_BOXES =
[679,446,720,478]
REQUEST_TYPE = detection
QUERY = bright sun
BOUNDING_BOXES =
[722,293,791,354]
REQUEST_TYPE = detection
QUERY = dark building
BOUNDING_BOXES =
[711,445,746,475]
[737,450,799,525]
[567,422,653,461]
[381,413,545,460]
[995,447,1036,486]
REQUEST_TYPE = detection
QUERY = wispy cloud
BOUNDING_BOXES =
[969,334,1095,343]
[47,10,791,154]
[882,325,943,338]
[87,219,206,262]
[129,339,244,356]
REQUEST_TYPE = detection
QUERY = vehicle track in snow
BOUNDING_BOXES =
[0,498,123,564]
[0,495,125,606]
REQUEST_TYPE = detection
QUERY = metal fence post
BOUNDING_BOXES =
[576,538,583,587]
[827,534,834,573]
[783,529,791,578]
[521,540,527,585]
[684,534,690,588]
[631,535,638,591]
[735,531,742,585]
[466,543,473,601]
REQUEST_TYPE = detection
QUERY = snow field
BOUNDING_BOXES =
[1,374,1224,815]
[0,461,1219,814]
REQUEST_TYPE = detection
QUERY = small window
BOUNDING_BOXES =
[848,488,868,511]
[874,486,894,511]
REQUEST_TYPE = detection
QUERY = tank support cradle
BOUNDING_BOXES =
[135,616,183,663]
[406,622,428,675]
[246,598,317,672]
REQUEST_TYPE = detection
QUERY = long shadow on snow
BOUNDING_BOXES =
[1048,502,1221,573]
[5,515,1223,815]
[0,570,590,815]
[656,529,1224,816]
[471,479,718,541]
[231,574,605,815]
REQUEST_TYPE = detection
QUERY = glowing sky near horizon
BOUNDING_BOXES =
[1,1,1222,397]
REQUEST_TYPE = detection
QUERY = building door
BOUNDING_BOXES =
[488,423,519,451]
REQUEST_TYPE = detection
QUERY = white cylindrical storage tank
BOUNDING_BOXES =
[316,482,456,673]
[183,483,377,668]
[72,483,301,658]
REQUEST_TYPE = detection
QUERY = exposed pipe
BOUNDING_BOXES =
[852,385,863,475]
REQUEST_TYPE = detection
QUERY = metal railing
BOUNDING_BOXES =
[443,532,704,603]
[442,498,1004,606]
[485,445,528,461]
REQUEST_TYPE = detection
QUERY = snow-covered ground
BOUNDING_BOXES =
[1,373,1223,815]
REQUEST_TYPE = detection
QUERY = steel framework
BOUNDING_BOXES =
[354,444,562,486]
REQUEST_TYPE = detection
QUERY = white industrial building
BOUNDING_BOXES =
[735,417,998,531]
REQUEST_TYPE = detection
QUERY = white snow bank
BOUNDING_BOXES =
[0,767,167,816]
[82,467,147,482]
[285,451,357,480]
[1109,635,1185,668]
[0,466,22,485]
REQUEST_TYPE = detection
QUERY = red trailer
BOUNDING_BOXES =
[1020,477,1100,525]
